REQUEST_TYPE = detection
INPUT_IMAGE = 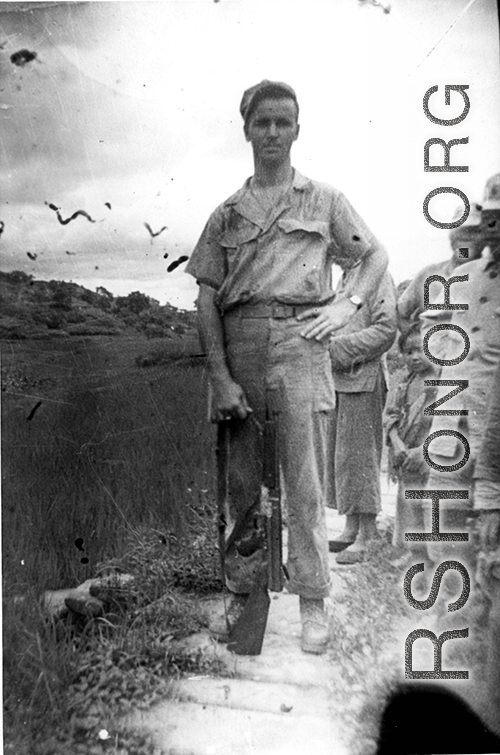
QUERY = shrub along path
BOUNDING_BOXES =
[125,508,386,755]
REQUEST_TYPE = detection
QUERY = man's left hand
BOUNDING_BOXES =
[297,297,357,341]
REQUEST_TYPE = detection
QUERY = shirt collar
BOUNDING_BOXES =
[225,168,309,206]
[223,169,310,231]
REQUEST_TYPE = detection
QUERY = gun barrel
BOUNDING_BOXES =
[263,416,283,592]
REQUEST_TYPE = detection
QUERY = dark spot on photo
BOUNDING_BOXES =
[167,255,189,273]
[26,401,42,421]
[45,202,95,225]
[144,222,167,238]
[376,683,500,754]
[10,49,37,67]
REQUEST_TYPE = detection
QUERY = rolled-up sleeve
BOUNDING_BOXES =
[185,208,226,290]
[328,192,379,269]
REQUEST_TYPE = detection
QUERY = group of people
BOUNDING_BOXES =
[184,80,500,688]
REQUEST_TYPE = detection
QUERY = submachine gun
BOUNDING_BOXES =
[218,412,285,656]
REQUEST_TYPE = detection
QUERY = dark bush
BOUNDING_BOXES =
[46,311,67,329]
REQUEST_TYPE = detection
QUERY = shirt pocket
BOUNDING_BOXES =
[219,224,261,271]
[277,218,330,240]
[277,219,330,294]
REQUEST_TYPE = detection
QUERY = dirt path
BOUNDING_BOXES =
[125,503,397,755]
[123,482,500,755]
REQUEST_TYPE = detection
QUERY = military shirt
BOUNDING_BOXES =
[398,257,458,335]
[420,257,500,458]
[185,170,383,312]
[474,361,500,510]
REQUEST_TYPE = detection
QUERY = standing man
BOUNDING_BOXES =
[398,202,483,337]
[185,80,388,654]
[473,174,500,729]
[418,173,500,572]
[474,360,500,733]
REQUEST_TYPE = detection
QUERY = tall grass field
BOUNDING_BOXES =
[2,334,219,751]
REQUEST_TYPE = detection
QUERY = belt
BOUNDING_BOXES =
[223,302,318,319]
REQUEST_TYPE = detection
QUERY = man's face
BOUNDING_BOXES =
[245,98,299,166]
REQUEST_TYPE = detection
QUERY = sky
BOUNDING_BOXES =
[0,0,499,310]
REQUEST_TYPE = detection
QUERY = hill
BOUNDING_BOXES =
[0,271,199,347]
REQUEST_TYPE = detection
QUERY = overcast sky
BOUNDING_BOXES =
[1,0,499,309]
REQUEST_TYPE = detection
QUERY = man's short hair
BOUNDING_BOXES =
[240,80,299,126]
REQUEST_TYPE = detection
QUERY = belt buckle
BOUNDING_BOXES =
[272,303,293,319]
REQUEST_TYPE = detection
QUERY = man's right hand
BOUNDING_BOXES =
[211,379,252,423]
[389,433,407,467]
[402,446,427,476]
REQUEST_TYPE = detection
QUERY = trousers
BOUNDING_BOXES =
[217,312,335,599]
[328,369,386,515]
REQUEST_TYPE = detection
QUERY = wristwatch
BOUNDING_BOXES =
[348,294,363,310]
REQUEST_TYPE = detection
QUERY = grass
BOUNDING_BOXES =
[2,334,224,754]
[3,530,225,755]
[2,336,216,591]
[327,538,410,755]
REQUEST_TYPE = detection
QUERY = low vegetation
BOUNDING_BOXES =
[1,318,225,754]
[0,270,198,341]
[4,527,225,755]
